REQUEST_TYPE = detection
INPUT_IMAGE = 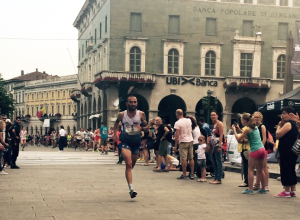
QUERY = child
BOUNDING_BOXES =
[164,155,179,171]
[196,136,207,182]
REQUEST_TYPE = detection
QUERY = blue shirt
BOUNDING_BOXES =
[100,126,108,139]
[202,123,211,136]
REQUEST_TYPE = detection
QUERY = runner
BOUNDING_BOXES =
[36,131,40,147]
[67,132,72,148]
[20,127,27,151]
[113,95,147,198]
[75,128,84,150]
[100,122,108,154]
[93,128,101,152]
[84,128,92,151]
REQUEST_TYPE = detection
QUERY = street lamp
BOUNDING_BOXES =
[251,29,262,77]
[201,90,219,124]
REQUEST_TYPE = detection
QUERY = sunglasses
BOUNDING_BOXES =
[199,139,204,142]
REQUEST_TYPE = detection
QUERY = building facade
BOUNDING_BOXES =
[73,0,300,131]
[5,71,78,135]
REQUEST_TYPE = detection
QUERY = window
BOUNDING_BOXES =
[278,23,288,40]
[94,28,97,44]
[68,105,71,115]
[168,49,179,74]
[63,105,65,115]
[52,92,54,98]
[240,53,253,77]
[41,93,43,99]
[63,91,65,97]
[206,18,217,36]
[105,15,107,33]
[169,15,180,34]
[36,107,39,114]
[130,13,142,32]
[82,45,84,57]
[244,0,253,3]
[100,23,102,39]
[31,107,34,115]
[58,91,60,98]
[280,0,288,6]
[37,94,38,99]
[129,47,141,72]
[46,93,48,99]
[205,51,216,76]
[28,94,30,100]
[243,20,253,37]
[51,106,54,113]
[32,94,34,99]
[27,108,29,114]
[46,106,48,113]
[57,105,60,113]
[277,55,286,79]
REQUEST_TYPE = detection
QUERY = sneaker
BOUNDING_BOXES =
[105,151,108,155]
[10,165,20,169]
[275,191,291,198]
[0,171,8,175]
[257,189,267,194]
[242,189,253,195]
[189,174,195,180]
[265,186,270,191]
[291,191,297,197]
[97,149,100,152]
[129,190,137,198]
[253,184,260,191]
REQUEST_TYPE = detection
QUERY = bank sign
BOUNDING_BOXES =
[166,76,218,87]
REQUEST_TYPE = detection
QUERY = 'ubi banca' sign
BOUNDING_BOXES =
[166,76,218,87]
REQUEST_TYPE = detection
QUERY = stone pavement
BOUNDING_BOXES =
[1,146,300,220]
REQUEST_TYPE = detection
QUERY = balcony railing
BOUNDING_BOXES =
[223,76,271,93]
[70,89,81,102]
[80,82,93,97]
[94,71,156,90]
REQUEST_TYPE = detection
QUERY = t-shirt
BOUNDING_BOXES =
[197,144,207,159]
[192,126,201,145]
[76,131,84,140]
[84,131,91,140]
[59,129,66,137]
[202,123,211,136]
[174,118,193,143]
[100,126,108,139]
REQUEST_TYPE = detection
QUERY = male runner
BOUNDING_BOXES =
[113,96,147,199]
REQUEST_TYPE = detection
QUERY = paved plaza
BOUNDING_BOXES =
[1,146,300,220]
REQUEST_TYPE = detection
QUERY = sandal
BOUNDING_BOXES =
[239,183,249,187]
[153,169,162,172]
[177,175,186,179]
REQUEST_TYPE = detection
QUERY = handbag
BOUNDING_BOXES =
[292,139,300,155]
[243,150,250,160]
[205,142,214,154]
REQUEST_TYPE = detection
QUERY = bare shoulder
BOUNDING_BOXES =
[139,111,146,117]
[117,111,125,121]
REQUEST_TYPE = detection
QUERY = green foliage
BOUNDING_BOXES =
[0,77,14,117]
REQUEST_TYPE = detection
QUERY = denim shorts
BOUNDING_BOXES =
[122,143,140,155]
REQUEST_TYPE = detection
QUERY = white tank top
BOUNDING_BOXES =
[122,110,141,135]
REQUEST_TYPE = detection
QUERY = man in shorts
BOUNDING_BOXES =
[75,128,84,150]
[113,95,147,198]
[174,109,195,180]
[100,122,108,154]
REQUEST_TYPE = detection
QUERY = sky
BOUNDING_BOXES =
[0,0,85,80]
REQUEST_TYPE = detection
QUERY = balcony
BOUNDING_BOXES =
[21,114,30,123]
[49,113,61,122]
[94,71,156,90]
[70,90,81,102]
[80,82,93,97]
[223,76,271,93]
[39,114,48,122]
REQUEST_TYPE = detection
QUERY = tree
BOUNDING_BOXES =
[0,77,14,117]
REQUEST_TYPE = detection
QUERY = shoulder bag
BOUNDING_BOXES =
[292,139,300,155]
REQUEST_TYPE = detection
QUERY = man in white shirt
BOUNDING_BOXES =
[174,109,195,180]
[75,128,84,150]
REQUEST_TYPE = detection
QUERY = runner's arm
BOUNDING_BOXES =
[113,113,123,141]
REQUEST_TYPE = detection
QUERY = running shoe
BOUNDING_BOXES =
[253,184,260,191]
[291,191,297,197]
[129,190,137,198]
[242,189,253,195]
[105,151,108,155]
[257,189,267,194]
[275,191,291,198]
[189,174,195,180]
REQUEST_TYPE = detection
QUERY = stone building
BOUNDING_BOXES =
[5,70,78,135]
[72,0,300,131]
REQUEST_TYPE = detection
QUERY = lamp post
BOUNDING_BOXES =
[201,90,219,124]
[251,30,262,78]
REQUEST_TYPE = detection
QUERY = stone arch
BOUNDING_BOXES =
[119,94,149,121]
[158,95,186,126]
[231,97,257,125]
[195,98,223,124]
